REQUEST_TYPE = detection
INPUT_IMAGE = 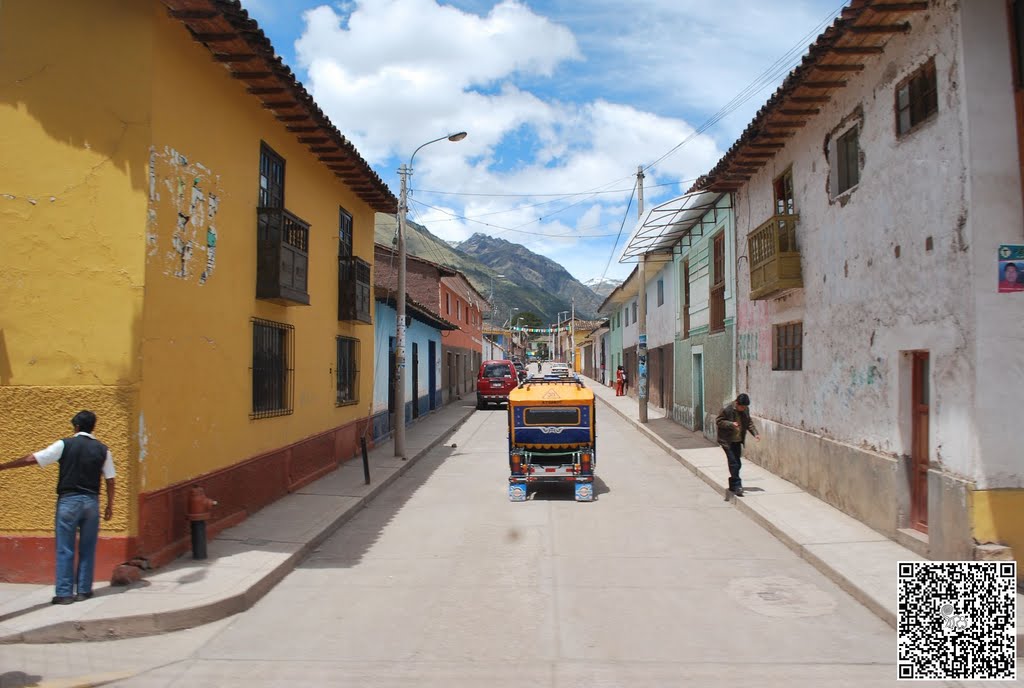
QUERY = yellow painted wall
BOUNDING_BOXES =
[138,10,378,492]
[970,489,1024,562]
[0,1,151,533]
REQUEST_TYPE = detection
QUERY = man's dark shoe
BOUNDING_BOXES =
[733,487,744,497]
[51,596,75,605]
[75,592,94,601]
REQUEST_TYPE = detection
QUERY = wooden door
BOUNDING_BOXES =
[910,352,930,532]
[412,343,420,419]
[1009,2,1024,197]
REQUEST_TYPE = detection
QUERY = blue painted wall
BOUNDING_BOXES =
[373,301,443,439]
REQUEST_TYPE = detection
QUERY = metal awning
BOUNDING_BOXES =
[620,190,730,260]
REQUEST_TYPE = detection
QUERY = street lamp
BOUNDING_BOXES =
[395,131,467,458]
[556,310,569,362]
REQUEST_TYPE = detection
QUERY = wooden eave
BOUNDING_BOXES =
[692,0,928,194]
[160,0,398,214]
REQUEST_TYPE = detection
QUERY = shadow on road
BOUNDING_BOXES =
[0,671,43,688]
[527,475,610,501]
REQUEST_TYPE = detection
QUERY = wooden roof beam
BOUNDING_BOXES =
[736,152,776,158]
[299,136,329,144]
[814,64,865,72]
[780,108,820,116]
[192,33,238,43]
[789,96,831,103]
[749,142,786,149]
[802,80,848,88]
[319,156,356,163]
[215,53,259,63]
[829,46,885,55]
[868,2,928,12]
[848,23,910,34]
[233,71,273,79]
[248,87,284,95]
[262,101,299,109]
[168,9,219,20]
[286,125,319,133]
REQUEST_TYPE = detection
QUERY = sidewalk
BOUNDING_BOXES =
[0,399,477,645]
[583,373,1023,652]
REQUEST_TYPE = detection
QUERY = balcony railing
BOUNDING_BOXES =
[339,256,372,323]
[747,213,802,300]
[256,207,310,306]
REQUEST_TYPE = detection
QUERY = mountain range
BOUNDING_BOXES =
[374,217,605,324]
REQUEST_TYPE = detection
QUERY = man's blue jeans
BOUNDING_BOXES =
[54,494,100,597]
[722,442,743,492]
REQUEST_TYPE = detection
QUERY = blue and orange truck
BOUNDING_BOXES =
[506,374,596,502]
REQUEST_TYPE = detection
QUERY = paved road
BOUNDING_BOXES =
[3,380,970,687]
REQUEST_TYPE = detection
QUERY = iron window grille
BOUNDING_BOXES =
[896,58,938,137]
[773,322,803,371]
[338,256,372,323]
[336,336,358,406]
[251,318,294,419]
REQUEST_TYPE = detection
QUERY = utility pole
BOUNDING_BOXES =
[394,132,467,458]
[570,297,575,370]
[637,165,648,424]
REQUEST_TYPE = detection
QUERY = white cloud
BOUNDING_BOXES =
[286,0,837,286]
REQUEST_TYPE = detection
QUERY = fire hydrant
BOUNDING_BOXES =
[186,486,218,560]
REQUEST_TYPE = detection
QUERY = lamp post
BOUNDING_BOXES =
[395,131,467,458]
[556,310,569,362]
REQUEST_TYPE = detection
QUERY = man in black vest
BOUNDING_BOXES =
[715,393,760,497]
[1,410,116,604]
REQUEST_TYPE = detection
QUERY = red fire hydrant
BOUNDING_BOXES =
[186,486,217,560]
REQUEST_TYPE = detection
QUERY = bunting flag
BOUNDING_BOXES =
[508,323,573,334]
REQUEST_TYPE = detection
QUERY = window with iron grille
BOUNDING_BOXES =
[682,259,690,339]
[336,336,358,406]
[657,279,664,307]
[896,58,938,137]
[338,208,353,259]
[773,322,803,371]
[339,256,372,323]
[710,233,726,333]
[835,126,860,195]
[251,318,294,418]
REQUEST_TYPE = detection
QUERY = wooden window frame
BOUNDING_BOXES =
[835,126,860,195]
[336,336,359,406]
[773,321,803,371]
[682,259,691,339]
[774,167,795,217]
[895,57,938,138]
[258,142,285,209]
[710,233,726,334]
[657,279,664,307]
[338,207,353,259]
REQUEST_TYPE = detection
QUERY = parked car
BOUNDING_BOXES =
[477,360,519,409]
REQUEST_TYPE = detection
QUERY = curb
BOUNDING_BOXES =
[4,407,477,645]
[595,395,898,630]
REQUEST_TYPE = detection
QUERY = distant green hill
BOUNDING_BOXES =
[374,215,600,324]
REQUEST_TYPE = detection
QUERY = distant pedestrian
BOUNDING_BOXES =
[0,411,116,604]
[715,394,759,497]
[615,365,627,396]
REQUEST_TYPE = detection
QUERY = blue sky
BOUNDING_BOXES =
[240,0,845,283]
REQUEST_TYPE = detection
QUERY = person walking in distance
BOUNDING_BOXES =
[615,365,627,396]
[715,394,759,497]
[0,411,116,604]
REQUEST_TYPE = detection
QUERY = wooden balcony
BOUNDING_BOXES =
[747,214,802,300]
[256,207,310,306]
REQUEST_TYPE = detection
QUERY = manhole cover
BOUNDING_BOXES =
[726,576,837,618]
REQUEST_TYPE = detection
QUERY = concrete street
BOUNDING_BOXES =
[1,381,976,687]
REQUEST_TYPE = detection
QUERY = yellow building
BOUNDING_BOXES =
[0,1,395,581]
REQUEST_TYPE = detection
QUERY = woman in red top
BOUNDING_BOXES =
[615,365,627,396]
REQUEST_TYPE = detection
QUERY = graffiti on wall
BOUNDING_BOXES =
[148,146,222,284]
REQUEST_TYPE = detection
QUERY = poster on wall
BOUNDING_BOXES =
[998,244,1024,293]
